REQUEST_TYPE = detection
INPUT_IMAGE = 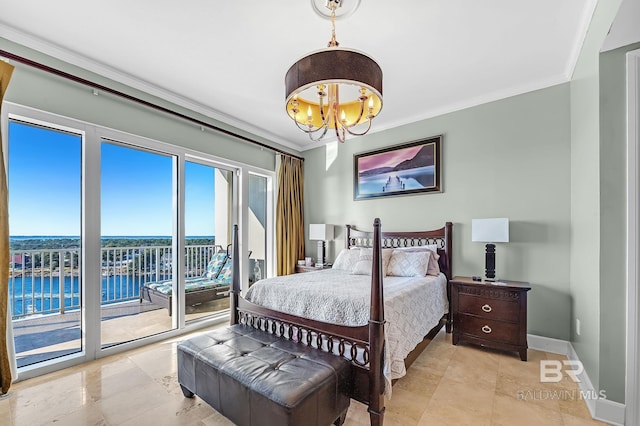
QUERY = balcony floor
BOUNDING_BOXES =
[13,298,230,367]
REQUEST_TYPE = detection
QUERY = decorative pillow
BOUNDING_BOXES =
[395,245,441,276]
[205,251,229,278]
[387,250,430,277]
[351,248,393,276]
[213,258,233,284]
[332,247,361,271]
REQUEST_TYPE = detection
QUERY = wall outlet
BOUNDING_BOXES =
[576,318,581,336]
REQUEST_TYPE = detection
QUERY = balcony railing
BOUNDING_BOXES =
[9,244,217,319]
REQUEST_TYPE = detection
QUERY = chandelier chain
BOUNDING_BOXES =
[328,4,339,47]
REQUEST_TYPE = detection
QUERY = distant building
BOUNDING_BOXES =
[11,254,24,268]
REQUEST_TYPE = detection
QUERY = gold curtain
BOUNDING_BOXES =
[0,61,15,395]
[276,155,304,275]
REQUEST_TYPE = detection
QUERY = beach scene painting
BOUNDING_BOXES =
[354,136,441,200]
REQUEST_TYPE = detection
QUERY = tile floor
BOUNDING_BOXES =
[0,327,610,425]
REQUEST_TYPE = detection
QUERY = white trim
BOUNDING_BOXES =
[527,333,571,355]
[1,22,575,154]
[596,400,627,426]
[298,74,570,151]
[0,23,301,152]
[567,345,626,425]
[528,334,626,425]
[565,0,599,79]
[626,48,640,426]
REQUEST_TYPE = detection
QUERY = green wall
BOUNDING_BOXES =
[598,41,640,403]
[303,83,572,340]
[569,0,623,403]
[0,37,295,171]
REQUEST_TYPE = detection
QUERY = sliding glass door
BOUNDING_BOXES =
[4,103,274,379]
[184,160,233,323]
[7,119,83,367]
[100,141,176,348]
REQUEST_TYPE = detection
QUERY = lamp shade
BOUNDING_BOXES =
[309,224,334,241]
[472,218,509,243]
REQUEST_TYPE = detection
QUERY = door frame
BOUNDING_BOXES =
[626,48,640,426]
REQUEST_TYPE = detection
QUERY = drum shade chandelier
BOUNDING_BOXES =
[285,0,383,143]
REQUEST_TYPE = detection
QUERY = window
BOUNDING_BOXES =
[3,104,275,378]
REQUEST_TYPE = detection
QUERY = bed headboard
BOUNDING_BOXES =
[345,222,453,280]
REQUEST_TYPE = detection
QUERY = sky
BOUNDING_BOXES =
[8,121,216,237]
[357,145,422,172]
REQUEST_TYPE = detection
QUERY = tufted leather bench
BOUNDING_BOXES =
[177,324,351,426]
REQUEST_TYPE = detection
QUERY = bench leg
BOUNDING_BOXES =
[180,384,194,398]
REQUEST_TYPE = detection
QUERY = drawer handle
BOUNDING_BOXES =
[481,304,492,313]
[481,325,492,334]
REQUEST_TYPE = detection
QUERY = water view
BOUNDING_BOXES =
[358,165,435,195]
[9,236,215,318]
[8,274,179,317]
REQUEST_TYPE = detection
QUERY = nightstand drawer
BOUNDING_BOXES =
[456,315,520,343]
[458,293,519,321]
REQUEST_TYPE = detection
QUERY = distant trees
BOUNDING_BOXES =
[10,238,215,276]
[11,237,214,251]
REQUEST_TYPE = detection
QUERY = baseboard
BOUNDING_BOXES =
[527,334,626,425]
[594,399,626,426]
[527,333,572,355]
[562,339,626,425]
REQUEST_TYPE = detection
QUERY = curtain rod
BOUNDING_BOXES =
[0,49,304,162]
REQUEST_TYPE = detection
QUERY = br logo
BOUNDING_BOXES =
[539,360,583,383]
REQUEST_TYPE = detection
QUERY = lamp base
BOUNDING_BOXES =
[316,240,326,267]
[484,243,496,282]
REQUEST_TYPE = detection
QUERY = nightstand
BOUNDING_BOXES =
[295,264,332,273]
[451,276,531,361]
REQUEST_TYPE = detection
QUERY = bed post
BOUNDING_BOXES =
[345,224,352,249]
[230,224,240,326]
[445,221,453,333]
[368,218,385,426]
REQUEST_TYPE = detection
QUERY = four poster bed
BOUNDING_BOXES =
[228,219,453,425]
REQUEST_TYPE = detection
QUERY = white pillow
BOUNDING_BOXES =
[332,247,361,271]
[351,248,393,276]
[395,245,441,276]
[387,250,430,277]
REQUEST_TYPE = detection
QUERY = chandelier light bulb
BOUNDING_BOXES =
[284,0,382,143]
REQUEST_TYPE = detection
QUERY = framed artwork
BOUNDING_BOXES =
[353,135,442,200]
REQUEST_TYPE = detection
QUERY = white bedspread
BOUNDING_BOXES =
[244,269,448,392]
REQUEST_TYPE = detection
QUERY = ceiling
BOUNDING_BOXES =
[0,0,602,152]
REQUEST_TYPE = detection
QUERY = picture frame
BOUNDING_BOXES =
[353,135,442,200]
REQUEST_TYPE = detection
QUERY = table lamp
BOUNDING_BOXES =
[472,218,509,281]
[309,224,334,267]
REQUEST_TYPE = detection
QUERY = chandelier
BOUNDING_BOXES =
[285,0,383,143]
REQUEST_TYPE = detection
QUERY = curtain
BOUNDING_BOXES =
[276,155,304,275]
[0,60,15,395]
